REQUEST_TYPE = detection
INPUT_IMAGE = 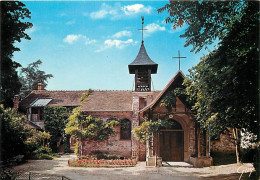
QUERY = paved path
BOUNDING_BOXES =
[12,154,254,180]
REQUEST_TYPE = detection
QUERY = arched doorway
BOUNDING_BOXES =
[159,119,184,161]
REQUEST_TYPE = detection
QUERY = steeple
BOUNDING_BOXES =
[128,17,158,92]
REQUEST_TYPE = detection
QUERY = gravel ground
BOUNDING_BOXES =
[12,154,255,180]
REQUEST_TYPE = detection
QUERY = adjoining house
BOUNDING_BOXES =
[16,37,237,167]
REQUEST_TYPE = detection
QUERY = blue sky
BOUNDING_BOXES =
[14,1,215,91]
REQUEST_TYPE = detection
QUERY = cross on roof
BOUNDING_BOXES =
[138,16,148,43]
[172,50,187,70]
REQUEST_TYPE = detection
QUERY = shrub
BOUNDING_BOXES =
[34,153,53,160]
[33,146,52,155]
[211,151,236,166]
[0,106,30,163]
[0,168,17,180]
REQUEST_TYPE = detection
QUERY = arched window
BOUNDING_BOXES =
[120,119,131,140]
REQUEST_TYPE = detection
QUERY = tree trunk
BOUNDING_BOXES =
[80,140,83,156]
[233,128,240,164]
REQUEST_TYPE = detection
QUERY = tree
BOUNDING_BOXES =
[64,89,119,156]
[19,60,53,98]
[43,106,72,153]
[36,131,51,147]
[65,107,119,156]
[159,1,259,167]
[1,1,32,107]
[158,1,249,53]
[0,105,30,163]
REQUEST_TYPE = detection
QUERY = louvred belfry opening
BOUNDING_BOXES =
[128,41,158,92]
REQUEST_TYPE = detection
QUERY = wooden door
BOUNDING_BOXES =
[160,131,184,161]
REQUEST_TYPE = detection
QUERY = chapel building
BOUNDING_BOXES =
[16,25,216,167]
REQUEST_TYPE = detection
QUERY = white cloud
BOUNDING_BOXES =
[143,23,166,37]
[85,38,96,45]
[66,20,76,25]
[63,34,81,44]
[96,39,137,52]
[112,30,132,38]
[89,3,153,20]
[122,4,153,16]
[90,3,118,19]
[63,34,96,45]
[145,23,166,33]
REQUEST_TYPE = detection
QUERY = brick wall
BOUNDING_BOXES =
[210,133,236,152]
[81,111,133,158]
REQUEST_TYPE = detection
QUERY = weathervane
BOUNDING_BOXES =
[172,50,187,70]
[138,16,148,43]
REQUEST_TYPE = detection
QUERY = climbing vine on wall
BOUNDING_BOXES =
[43,106,73,153]
[134,119,173,142]
[65,90,119,155]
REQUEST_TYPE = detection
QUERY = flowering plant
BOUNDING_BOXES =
[69,158,135,167]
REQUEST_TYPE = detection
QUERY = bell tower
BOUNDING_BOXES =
[128,17,158,92]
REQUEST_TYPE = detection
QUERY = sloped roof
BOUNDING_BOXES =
[140,70,186,113]
[19,90,86,112]
[80,90,133,112]
[19,89,163,113]
[30,98,52,107]
[128,42,158,74]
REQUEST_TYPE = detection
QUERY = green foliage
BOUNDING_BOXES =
[65,107,119,155]
[80,89,93,103]
[158,1,248,53]
[74,141,79,154]
[19,60,53,98]
[160,90,177,111]
[24,129,53,159]
[90,151,121,160]
[0,105,30,163]
[43,106,73,153]
[33,146,52,155]
[241,143,260,177]
[159,0,259,138]
[65,108,119,141]
[183,1,259,138]
[33,153,53,160]
[1,1,32,107]
[134,119,173,142]
[36,131,51,147]
[210,151,236,166]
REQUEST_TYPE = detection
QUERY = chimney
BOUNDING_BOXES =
[37,83,45,90]
[13,95,20,109]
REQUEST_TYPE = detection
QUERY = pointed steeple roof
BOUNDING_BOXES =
[128,41,158,74]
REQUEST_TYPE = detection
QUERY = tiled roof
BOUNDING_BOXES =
[19,90,86,112]
[19,89,162,113]
[80,90,134,112]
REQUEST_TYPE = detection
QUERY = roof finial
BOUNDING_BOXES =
[138,16,148,44]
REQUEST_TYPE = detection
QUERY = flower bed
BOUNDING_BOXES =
[68,158,137,168]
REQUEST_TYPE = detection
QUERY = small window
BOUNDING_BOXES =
[120,119,131,140]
